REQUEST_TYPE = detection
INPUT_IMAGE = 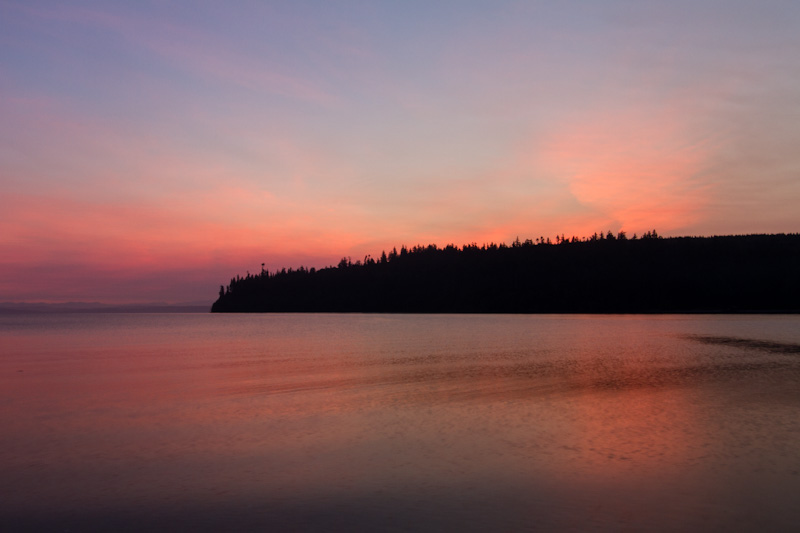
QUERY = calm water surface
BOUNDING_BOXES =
[1,313,799,531]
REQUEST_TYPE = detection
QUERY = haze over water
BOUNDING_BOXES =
[2,313,800,531]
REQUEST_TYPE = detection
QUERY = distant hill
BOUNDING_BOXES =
[0,302,211,314]
[211,232,800,313]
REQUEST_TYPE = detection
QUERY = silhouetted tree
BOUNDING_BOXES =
[210,232,800,314]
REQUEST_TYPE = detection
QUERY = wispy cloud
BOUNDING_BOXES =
[534,105,716,233]
[7,2,334,103]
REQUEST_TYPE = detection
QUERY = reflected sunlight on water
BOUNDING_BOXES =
[1,313,799,531]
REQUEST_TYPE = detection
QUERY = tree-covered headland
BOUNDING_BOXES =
[211,232,800,313]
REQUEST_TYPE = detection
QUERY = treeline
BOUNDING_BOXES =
[211,232,800,313]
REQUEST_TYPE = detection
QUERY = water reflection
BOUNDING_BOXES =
[2,314,800,531]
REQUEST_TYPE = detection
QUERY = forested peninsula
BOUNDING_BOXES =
[211,232,800,313]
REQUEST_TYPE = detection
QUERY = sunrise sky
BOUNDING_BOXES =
[2,0,799,304]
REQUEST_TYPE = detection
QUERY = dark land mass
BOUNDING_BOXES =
[211,232,800,313]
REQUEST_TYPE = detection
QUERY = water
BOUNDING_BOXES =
[1,313,799,531]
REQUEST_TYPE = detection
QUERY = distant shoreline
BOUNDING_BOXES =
[212,233,800,314]
[209,310,800,315]
[0,303,211,314]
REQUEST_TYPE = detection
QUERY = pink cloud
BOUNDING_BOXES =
[530,104,716,235]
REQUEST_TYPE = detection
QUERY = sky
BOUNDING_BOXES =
[2,0,799,304]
